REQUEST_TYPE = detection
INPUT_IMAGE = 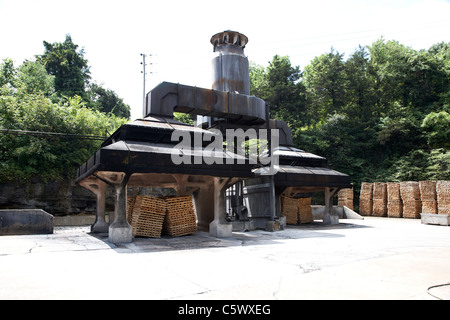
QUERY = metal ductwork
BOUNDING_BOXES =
[145,81,266,125]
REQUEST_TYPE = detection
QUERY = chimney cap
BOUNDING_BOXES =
[210,30,248,52]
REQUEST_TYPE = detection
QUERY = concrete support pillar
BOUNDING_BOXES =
[323,187,339,225]
[209,177,233,238]
[79,178,109,233]
[100,172,132,244]
[193,183,214,231]
[92,181,108,233]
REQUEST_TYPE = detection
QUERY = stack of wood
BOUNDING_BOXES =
[419,181,437,214]
[359,182,373,216]
[163,196,197,237]
[281,196,299,225]
[130,196,167,238]
[126,196,137,225]
[298,197,313,224]
[387,182,402,218]
[400,181,421,218]
[437,181,450,215]
[281,196,313,224]
[338,188,354,210]
[372,182,387,217]
[126,195,197,238]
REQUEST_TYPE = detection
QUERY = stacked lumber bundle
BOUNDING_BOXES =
[400,181,421,219]
[419,181,437,214]
[372,183,387,217]
[131,196,167,238]
[281,196,313,224]
[281,196,299,225]
[126,195,197,238]
[163,196,197,237]
[338,188,354,210]
[360,180,449,219]
[298,197,313,224]
[437,181,450,215]
[359,182,373,216]
[126,196,137,224]
[387,182,402,218]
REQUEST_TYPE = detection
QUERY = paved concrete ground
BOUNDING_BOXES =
[0,216,449,300]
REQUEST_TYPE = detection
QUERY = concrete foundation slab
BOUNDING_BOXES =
[421,213,450,226]
[1,217,449,300]
[0,209,53,235]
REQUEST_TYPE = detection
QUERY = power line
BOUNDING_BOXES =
[0,128,107,141]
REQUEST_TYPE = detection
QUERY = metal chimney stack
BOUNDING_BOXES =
[210,30,250,95]
[197,31,251,128]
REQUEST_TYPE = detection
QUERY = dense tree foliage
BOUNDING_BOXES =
[250,39,450,195]
[0,35,130,182]
[86,83,131,119]
[0,89,126,182]
[36,34,130,118]
[37,35,91,99]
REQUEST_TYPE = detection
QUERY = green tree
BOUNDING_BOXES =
[0,92,126,182]
[303,48,346,123]
[343,46,377,122]
[421,111,450,149]
[37,34,90,98]
[15,60,55,96]
[249,55,307,134]
[86,83,131,119]
[0,59,127,182]
[0,58,16,88]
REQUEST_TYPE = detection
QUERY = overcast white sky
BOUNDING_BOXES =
[1,0,449,120]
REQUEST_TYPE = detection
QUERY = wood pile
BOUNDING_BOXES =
[126,195,197,238]
[338,188,354,210]
[359,182,373,216]
[281,196,313,224]
[358,180,449,219]
[387,182,402,218]
[372,182,387,217]
[400,181,421,218]
[130,196,167,238]
[281,196,299,225]
[298,198,313,224]
[163,196,197,237]
[419,181,437,214]
[437,181,450,215]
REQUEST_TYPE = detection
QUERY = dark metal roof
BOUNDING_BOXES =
[76,117,351,189]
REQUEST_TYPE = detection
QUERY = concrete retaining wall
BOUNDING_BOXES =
[0,209,54,235]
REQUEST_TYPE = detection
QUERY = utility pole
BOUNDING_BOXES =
[141,53,156,117]
[140,53,147,117]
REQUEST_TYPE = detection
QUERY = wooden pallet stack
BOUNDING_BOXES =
[400,181,421,219]
[338,188,354,210]
[281,196,299,225]
[126,196,137,225]
[130,196,167,238]
[163,196,197,237]
[298,198,313,224]
[372,183,387,217]
[437,181,450,215]
[359,182,373,216]
[387,182,402,218]
[419,181,438,214]
[126,195,197,238]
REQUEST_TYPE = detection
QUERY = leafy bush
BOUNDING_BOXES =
[0,92,126,182]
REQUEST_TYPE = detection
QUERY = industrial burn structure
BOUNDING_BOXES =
[75,31,351,244]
